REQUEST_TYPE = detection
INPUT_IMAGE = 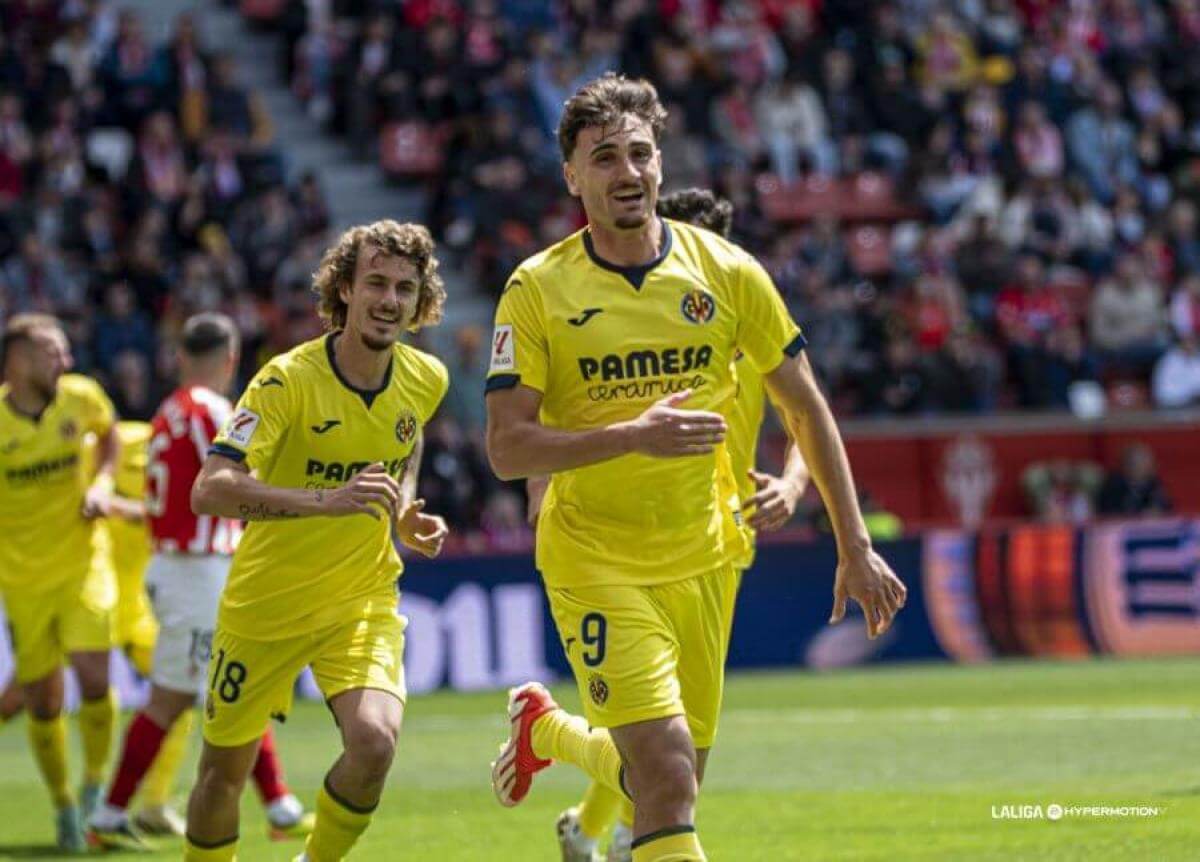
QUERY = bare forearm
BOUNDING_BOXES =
[107,496,145,522]
[488,420,634,480]
[780,399,869,553]
[94,428,119,481]
[192,468,323,521]
[780,442,810,493]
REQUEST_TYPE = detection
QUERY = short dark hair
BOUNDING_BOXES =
[181,312,238,357]
[657,188,734,238]
[1,313,61,372]
[557,73,668,161]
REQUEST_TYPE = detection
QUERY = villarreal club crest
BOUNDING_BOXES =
[680,288,716,325]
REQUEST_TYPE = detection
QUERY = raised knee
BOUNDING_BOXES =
[344,718,398,776]
[630,750,697,810]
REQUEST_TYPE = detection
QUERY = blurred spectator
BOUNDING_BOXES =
[108,348,154,420]
[420,414,495,530]
[93,279,154,372]
[1098,444,1172,516]
[1169,273,1200,339]
[1151,334,1200,408]
[0,232,83,313]
[754,73,830,181]
[1066,81,1138,204]
[1022,460,1103,524]
[443,325,488,435]
[1089,254,1167,369]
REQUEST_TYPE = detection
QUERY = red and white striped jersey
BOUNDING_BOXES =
[147,385,241,555]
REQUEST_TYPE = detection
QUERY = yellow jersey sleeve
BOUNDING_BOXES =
[732,254,805,374]
[75,375,116,438]
[211,363,293,471]
[487,272,548,394]
[415,354,450,422]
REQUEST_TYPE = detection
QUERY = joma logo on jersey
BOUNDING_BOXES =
[578,345,713,382]
[680,289,716,324]
[305,457,407,482]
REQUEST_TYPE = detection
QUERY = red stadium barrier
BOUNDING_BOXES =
[806,411,1200,526]
[239,0,287,22]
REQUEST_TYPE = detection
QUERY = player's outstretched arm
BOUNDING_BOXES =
[486,384,727,480]
[81,424,120,519]
[764,352,907,638]
[191,454,402,521]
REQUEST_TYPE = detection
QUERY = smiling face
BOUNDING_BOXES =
[563,113,663,233]
[339,243,421,352]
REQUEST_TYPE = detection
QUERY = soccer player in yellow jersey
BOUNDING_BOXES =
[485,76,906,862]
[0,314,121,851]
[89,420,199,836]
[553,188,810,862]
[185,221,451,862]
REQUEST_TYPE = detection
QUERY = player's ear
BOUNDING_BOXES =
[563,161,580,198]
[338,277,353,307]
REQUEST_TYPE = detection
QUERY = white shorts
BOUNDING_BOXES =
[145,553,229,695]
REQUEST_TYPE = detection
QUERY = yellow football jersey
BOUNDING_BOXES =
[487,219,803,587]
[0,374,115,592]
[726,353,767,570]
[211,333,449,641]
[107,421,154,584]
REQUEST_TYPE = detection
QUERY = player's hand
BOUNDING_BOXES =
[745,469,805,531]
[526,475,549,526]
[322,462,401,520]
[81,482,112,520]
[626,390,727,458]
[829,547,907,639]
[395,498,448,558]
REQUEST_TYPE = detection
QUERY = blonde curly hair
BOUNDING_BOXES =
[312,220,446,332]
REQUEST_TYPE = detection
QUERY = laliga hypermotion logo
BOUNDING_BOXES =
[395,411,417,444]
[680,289,716,324]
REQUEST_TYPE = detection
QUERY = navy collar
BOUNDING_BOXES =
[325,332,393,408]
[582,219,673,290]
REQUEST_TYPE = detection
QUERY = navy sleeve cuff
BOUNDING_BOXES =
[208,443,247,462]
[485,374,521,394]
[783,332,808,357]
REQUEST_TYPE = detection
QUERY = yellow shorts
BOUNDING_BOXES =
[203,603,407,748]
[546,564,740,749]
[115,567,158,661]
[3,566,116,684]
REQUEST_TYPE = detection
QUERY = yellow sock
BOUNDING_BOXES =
[531,710,626,798]
[305,779,375,862]
[183,836,238,861]
[28,714,73,808]
[631,828,706,862]
[141,709,194,806]
[578,780,622,839]
[78,688,117,785]
[619,796,634,828]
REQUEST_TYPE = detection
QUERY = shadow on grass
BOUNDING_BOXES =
[0,845,76,859]
[1160,786,1200,797]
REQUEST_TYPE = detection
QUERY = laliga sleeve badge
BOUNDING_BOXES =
[490,324,515,372]
[224,408,260,446]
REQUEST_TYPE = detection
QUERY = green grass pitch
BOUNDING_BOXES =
[0,658,1196,860]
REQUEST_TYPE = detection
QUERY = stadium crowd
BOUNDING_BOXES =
[277,0,1200,420]
[0,0,1193,540]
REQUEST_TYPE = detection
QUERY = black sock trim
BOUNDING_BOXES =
[631,824,695,849]
[619,764,633,802]
[185,832,239,850]
[323,774,379,815]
